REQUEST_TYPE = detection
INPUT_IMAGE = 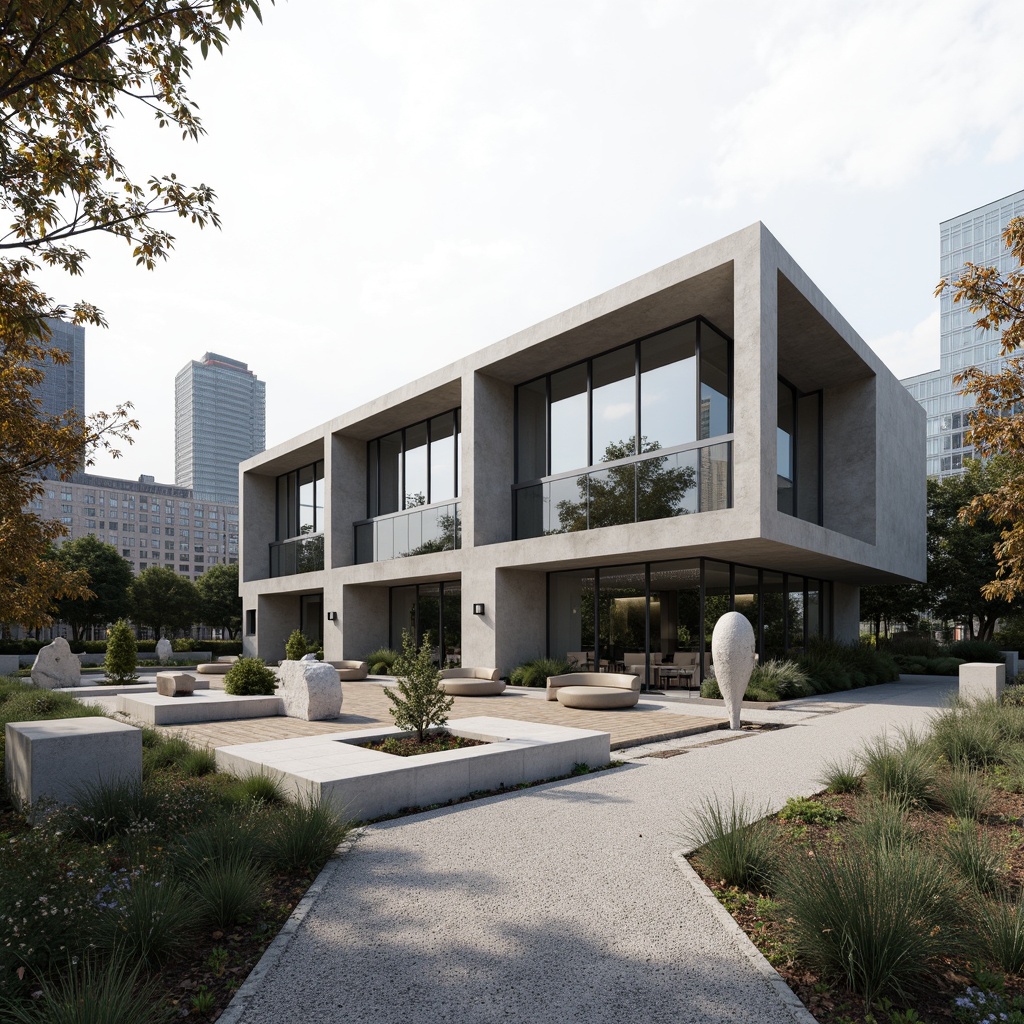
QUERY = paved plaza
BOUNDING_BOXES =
[214,676,956,1024]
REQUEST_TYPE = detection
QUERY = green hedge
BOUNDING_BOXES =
[0,638,241,655]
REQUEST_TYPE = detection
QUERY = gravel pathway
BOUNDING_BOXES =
[223,677,956,1024]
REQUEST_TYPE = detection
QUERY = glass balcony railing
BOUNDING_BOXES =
[270,532,324,577]
[354,501,461,564]
[513,440,731,539]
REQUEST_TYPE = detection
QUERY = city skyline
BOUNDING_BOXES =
[34,0,1021,484]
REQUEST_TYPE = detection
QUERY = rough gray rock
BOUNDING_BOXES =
[278,659,342,720]
[156,638,174,665]
[31,637,80,689]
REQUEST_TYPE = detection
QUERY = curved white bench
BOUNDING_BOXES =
[546,672,640,709]
[439,666,505,696]
[195,655,239,675]
[329,660,369,681]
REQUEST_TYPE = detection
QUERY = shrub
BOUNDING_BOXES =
[860,728,936,806]
[364,646,398,675]
[946,639,1003,663]
[778,842,961,1006]
[224,656,277,696]
[682,794,777,890]
[942,820,1002,894]
[171,637,198,652]
[796,637,899,694]
[818,756,863,794]
[383,632,453,742]
[285,629,320,661]
[975,899,1024,974]
[259,796,351,871]
[103,619,137,683]
[142,736,194,775]
[509,657,571,688]
[885,632,940,658]
[777,797,843,826]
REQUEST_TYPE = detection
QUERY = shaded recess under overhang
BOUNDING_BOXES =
[478,262,735,384]
[333,380,463,442]
[248,438,324,478]
[777,272,874,392]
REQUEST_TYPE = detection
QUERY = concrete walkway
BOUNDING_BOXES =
[221,677,957,1024]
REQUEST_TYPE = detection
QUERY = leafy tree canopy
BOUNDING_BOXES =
[195,562,242,638]
[53,536,133,641]
[938,217,1024,601]
[130,566,198,639]
[0,1,265,627]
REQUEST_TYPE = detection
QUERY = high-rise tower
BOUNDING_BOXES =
[34,317,85,422]
[903,189,1024,478]
[175,353,265,504]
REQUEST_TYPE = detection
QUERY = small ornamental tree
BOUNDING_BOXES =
[223,657,277,696]
[383,632,453,742]
[104,619,137,683]
[285,629,317,661]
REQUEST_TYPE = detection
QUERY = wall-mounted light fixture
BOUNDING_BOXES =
[326,611,338,621]
[472,603,485,616]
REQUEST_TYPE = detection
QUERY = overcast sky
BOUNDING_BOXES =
[67,0,1023,485]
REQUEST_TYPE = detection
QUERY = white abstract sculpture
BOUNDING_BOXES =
[155,638,174,665]
[711,612,755,730]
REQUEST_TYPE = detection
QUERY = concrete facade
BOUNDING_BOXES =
[240,224,926,675]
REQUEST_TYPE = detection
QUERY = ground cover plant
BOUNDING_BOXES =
[362,732,487,756]
[0,676,351,1021]
[685,696,1024,1023]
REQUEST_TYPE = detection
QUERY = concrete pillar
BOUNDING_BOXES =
[464,371,514,547]
[329,433,365,570]
[255,594,299,664]
[460,566,546,676]
[341,584,389,662]
[240,473,276,583]
[832,583,860,643]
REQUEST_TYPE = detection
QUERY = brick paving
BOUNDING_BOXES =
[165,681,725,751]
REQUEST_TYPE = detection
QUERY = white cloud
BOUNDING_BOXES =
[868,311,940,381]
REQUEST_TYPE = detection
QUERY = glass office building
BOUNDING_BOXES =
[903,189,1024,478]
[175,353,266,505]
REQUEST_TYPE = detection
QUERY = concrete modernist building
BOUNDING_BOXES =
[240,224,925,677]
[903,189,1024,479]
[175,353,266,505]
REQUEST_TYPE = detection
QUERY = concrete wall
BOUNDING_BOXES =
[822,376,876,545]
[330,433,365,569]
[240,473,276,584]
[465,371,514,547]
[341,585,390,661]
[253,593,300,663]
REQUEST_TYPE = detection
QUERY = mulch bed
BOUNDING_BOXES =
[690,787,1024,1024]
[361,731,487,756]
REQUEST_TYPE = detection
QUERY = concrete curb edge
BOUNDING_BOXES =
[215,829,365,1024]
[671,849,819,1024]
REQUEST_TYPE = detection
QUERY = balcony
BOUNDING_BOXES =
[513,440,731,539]
[354,501,461,564]
[269,532,324,577]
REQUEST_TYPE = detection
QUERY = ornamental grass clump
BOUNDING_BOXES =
[364,646,399,675]
[509,657,572,688]
[936,765,992,820]
[258,795,352,872]
[930,700,1007,769]
[817,756,863,794]
[848,797,917,853]
[941,820,1003,894]
[103,618,138,683]
[383,632,453,742]
[975,897,1024,975]
[682,793,777,891]
[777,841,962,1007]
[93,875,193,967]
[860,728,936,807]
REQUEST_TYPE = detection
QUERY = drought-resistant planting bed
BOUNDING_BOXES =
[0,676,351,1023]
[685,691,1024,1024]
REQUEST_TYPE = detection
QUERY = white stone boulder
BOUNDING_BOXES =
[31,637,80,689]
[277,656,342,720]
[156,638,174,665]
[711,611,755,730]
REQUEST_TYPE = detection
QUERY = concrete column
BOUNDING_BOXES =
[255,593,299,664]
[464,371,514,547]
[341,584,390,662]
[822,378,876,543]
[329,433,366,570]
[832,583,861,643]
[461,565,545,676]
[240,473,276,583]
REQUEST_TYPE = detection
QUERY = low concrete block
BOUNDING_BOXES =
[1000,651,1019,682]
[0,654,19,676]
[118,690,282,726]
[156,672,198,697]
[960,662,1006,703]
[31,637,80,689]
[5,717,142,814]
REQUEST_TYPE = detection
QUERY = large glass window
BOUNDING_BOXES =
[700,324,731,439]
[777,383,795,515]
[516,378,547,482]
[276,460,324,541]
[389,580,461,665]
[778,379,823,524]
[550,365,588,475]
[640,324,696,450]
[592,347,636,463]
[366,409,461,516]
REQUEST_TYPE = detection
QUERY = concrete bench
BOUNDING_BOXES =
[328,660,369,681]
[5,718,142,816]
[545,672,640,709]
[439,667,505,696]
[195,656,239,674]
[156,672,206,697]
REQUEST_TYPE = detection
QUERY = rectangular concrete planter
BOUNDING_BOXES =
[959,662,1005,703]
[5,718,142,815]
[215,716,611,822]
[0,655,19,676]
